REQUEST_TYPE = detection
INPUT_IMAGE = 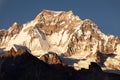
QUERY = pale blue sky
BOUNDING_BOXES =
[0,0,120,37]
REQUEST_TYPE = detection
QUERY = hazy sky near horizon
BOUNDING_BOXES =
[0,0,120,37]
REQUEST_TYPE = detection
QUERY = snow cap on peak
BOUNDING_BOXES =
[11,22,22,28]
[84,19,93,23]
[13,22,18,25]
[34,10,76,21]
[42,9,64,14]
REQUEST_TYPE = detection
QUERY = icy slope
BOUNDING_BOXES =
[0,10,120,70]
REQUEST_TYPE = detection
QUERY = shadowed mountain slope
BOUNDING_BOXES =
[0,48,120,80]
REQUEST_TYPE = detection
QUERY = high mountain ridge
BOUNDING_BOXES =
[0,10,120,70]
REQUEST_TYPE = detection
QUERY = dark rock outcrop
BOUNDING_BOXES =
[40,52,62,64]
[0,48,120,80]
[89,62,102,72]
[40,52,67,66]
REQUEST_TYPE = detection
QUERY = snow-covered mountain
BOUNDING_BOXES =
[0,10,120,70]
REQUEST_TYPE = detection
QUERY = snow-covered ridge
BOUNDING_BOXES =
[0,10,120,55]
[0,10,120,70]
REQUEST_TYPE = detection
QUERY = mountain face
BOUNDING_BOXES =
[0,10,120,70]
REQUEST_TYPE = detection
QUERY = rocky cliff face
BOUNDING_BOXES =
[0,10,120,70]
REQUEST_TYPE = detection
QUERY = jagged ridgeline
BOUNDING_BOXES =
[0,10,120,70]
[0,47,120,80]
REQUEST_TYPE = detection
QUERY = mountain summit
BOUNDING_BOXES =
[0,10,120,70]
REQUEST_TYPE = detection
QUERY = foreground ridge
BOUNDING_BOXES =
[0,48,120,80]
